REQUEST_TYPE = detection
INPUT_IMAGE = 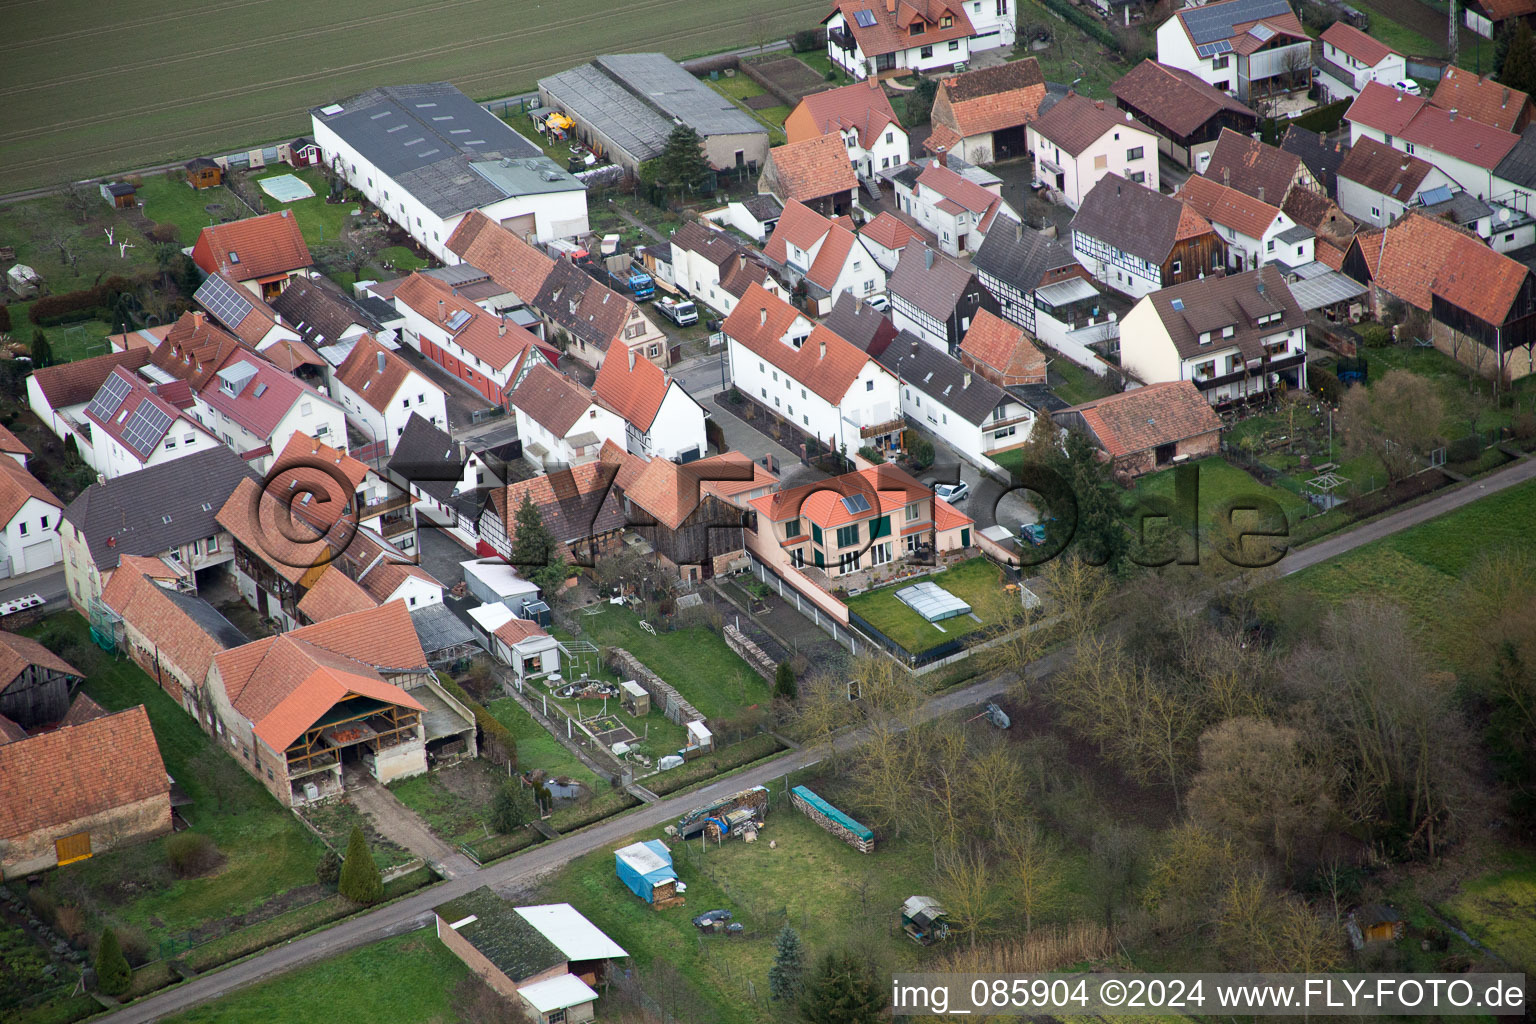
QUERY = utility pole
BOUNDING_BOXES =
[1449,0,1459,68]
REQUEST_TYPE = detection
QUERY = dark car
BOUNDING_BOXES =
[692,909,733,930]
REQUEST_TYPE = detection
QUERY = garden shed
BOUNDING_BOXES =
[615,839,684,908]
[461,558,542,616]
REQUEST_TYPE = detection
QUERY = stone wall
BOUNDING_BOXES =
[791,790,875,854]
[607,648,703,726]
[723,624,776,683]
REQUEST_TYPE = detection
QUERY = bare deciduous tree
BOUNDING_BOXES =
[1001,823,1063,932]
[932,842,1003,951]
[1339,368,1445,481]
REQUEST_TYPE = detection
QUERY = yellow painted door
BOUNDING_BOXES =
[55,831,91,866]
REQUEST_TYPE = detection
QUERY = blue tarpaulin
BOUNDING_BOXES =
[615,839,676,903]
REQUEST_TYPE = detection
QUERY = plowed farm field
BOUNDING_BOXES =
[0,0,827,194]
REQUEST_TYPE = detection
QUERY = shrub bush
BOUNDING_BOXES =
[490,780,535,834]
[438,673,516,768]
[1446,435,1480,463]
[315,848,341,886]
[1513,411,1536,441]
[1356,322,1390,347]
[29,276,135,327]
[115,924,151,967]
[824,70,837,81]
[789,28,820,52]
[165,832,222,878]
[145,223,180,244]
[1037,0,1120,48]
[858,445,885,464]
[908,437,935,470]
[95,928,132,997]
[0,305,10,333]
[1313,371,1343,405]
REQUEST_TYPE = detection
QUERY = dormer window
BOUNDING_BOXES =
[910,20,925,34]
[940,14,952,26]
[1222,325,1235,338]
[1199,331,1212,345]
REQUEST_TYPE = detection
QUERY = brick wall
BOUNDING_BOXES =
[607,648,704,727]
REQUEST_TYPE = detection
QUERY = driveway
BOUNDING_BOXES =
[343,771,478,880]
[0,567,67,610]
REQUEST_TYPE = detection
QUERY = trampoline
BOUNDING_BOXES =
[895,581,971,623]
[258,173,315,203]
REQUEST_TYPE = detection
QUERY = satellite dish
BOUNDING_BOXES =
[1497,208,1510,222]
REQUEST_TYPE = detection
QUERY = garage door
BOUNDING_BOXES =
[500,213,536,239]
[20,540,53,573]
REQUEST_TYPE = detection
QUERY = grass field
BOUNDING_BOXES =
[707,75,791,140]
[134,173,249,245]
[160,931,467,1024]
[22,614,320,948]
[1439,849,1536,972]
[2,0,836,195]
[250,167,349,246]
[572,604,772,720]
[387,758,509,847]
[487,694,604,786]
[844,557,1005,654]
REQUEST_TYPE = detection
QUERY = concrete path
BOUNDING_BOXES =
[342,773,478,881]
[108,666,1032,1024]
[1274,452,1536,577]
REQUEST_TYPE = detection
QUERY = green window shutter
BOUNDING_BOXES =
[814,548,824,567]
[961,527,971,547]
[872,515,890,539]
[811,522,823,544]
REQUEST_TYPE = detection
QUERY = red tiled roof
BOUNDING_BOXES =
[693,451,778,503]
[203,272,283,344]
[494,618,549,646]
[261,338,325,373]
[1346,81,1428,137]
[511,362,601,439]
[1336,135,1436,197]
[933,495,971,532]
[1401,102,1520,169]
[932,59,1047,139]
[1068,380,1222,458]
[913,162,1004,230]
[217,476,338,585]
[0,457,62,527]
[1228,11,1308,54]
[152,311,251,391]
[212,601,427,750]
[859,211,918,251]
[1031,94,1148,158]
[1431,232,1531,325]
[0,424,30,458]
[764,199,834,264]
[1316,238,1347,269]
[593,345,676,432]
[0,704,167,841]
[445,211,556,302]
[0,632,80,694]
[1111,60,1258,140]
[786,81,903,150]
[1431,66,1533,133]
[81,367,194,465]
[191,211,312,282]
[1175,203,1217,242]
[393,273,550,371]
[29,348,151,411]
[1472,0,1536,19]
[1204,128,1307,204]
[766,134,858,203]
[622,457,693,530]
[1365,212,1475,310]
[486,459,626,550]
[751,463,965,530]
[1321,22,1396,67]
[1178,174,1283,241]
[721,282,877,405]
[0,714,26,744]
[959,309,1044,382]
[198,355,325,442]
[334,334,416,414]
[59,693,109,728]
[268,432,370,531]
[354,560,438,604]
[828,0,975,57]
[100,556,236,687]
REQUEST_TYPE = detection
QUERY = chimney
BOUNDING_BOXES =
[376,351,386,373]
[886,0,894,11]
[962,371,971,388]
[1319,130,1326,146]
[498,320,506,337]
[1502,88,1511,108]
[868,76,879,90]
[1015,219,1024,242]
[925,248,934,269]
[759,306,767,326]
[629,348,636,370]
[819,339,826,359]
[935,147,947,167]
[1449,108,1458,121]
[1257,185,1265,203]
[738,253,747,273]
[438,298,446,322]
[1093,99,1104,110]
[1222,167,1231,187]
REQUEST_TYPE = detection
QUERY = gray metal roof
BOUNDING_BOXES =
[312,82,578,217]
[871,330,1013,427]
[540,54,764,165]
[1418,191,1494,225]
[1276,224,1315,243]
[1495,125,1536,191]
[1287,269,1368,310]
[62,447,260,571]
[1179,0,1294,44]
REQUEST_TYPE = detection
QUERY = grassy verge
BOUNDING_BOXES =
[844,556,1004,653]
[1437,849,1536,972]
[158,931,466,1024]
[570,604,772,720]
[486,695,603,786]
[134,173,246,245]
[1133,455,1313,536]
[1048,355,1118,405]
[644,733,786,797]
[22,614,320,948]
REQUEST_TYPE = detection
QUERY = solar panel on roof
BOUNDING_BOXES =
[1247,23,1275,41]
[446,310,472,331]
[841,493,872,515]
[85,373,133,423]
[122,403,174,457]
[853,9,877,26]
[1419,185,1453,206]
[196,274,254,328]
[1195,40,1234,57]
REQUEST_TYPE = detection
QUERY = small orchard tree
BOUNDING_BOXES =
[95,927,132,997]
[315,848,342,886]
[768,924,807,1002]
[338,826,383,905]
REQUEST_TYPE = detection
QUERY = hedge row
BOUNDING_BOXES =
[29,277,134,327]
[1035,0,1120,50]
[548,789,642,832]
[464,825,543,864]
[438,674,517,768]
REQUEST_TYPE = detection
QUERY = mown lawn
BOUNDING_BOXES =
[540,800,940,1024]
[571,604,771,720]
[545,624,691,758]
[0,193,157,298]
[22,614,320,947]
[378,245,428,273]
[1133,455,1313,540]
[1048,355,1119,406]
[160,931,467,1024]
[487,695,602,786]
[134,173,247,246]
[1439,848,1536,973]
[707,76,790,138]
[251,167,349,247]
[845,556,1005,654]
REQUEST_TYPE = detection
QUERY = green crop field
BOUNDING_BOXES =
[1,0,832,195]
